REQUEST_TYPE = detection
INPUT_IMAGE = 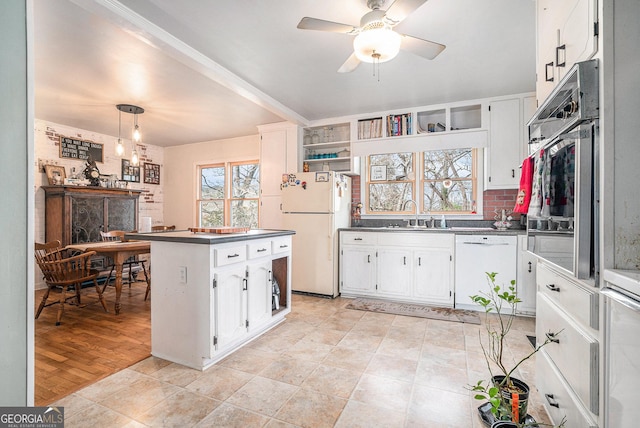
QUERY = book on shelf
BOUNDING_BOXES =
[358,117,382,139]
[386,113,413,137]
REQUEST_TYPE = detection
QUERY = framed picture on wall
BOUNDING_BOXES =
[143,162,160,185]
[121,159,140,182]
[370,165,387,181]
[44,164,66,185]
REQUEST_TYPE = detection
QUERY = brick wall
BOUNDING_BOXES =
[349,175,519,220]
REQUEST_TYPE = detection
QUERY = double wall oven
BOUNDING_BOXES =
[526,59,599,281]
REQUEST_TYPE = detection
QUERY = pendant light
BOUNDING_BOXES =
[115,108,124,156]
[116,104,144,166]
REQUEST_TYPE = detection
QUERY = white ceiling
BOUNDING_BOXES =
[33,0,536,147]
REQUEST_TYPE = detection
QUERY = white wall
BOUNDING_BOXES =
[163,135,260,229]
[0,0,32,406]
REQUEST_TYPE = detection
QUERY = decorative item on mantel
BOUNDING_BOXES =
[493,209,513,230]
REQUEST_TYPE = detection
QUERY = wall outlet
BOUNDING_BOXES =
[178,266,187,284]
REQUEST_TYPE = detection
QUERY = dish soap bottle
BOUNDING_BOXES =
[440,215,447,229]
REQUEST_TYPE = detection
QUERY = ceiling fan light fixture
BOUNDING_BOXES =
[353,26,401,63]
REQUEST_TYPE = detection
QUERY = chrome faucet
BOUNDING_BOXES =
[402,199,419,227]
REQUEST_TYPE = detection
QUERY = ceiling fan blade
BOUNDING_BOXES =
[337,53,361,73]
[400,34,445,59]
[384,0,427,25]
[297,17,358,34]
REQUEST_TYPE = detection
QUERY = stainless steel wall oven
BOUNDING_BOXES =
[526,59,599,280]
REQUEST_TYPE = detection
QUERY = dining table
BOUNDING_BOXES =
[66,240,151,315]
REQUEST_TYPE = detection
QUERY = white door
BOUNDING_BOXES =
[488,98,521,189]
[247,260,272,331]
[377,248,412,298]
[340,246,376,295]
[260,195,282,229]
[283,212,337,296]
[260,129,287,197]
[414,249,454,307]
[214,266,247,351]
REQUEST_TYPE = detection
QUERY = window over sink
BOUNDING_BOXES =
[365,148,479,215]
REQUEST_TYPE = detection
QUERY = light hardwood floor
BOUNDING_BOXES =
[43,293,552,427]
[35,281,151,406]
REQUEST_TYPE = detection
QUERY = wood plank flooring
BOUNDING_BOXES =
[34,281,151,406]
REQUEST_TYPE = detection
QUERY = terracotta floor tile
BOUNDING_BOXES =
[275,388,347,428]
[226,376,297,416]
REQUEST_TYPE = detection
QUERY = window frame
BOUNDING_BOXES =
[365,153,416,214]
[363,148,481,216]
[196,160,260,227]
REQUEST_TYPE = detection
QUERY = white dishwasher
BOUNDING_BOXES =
[454,234,517,311]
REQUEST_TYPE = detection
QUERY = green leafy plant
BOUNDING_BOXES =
[469,272,563,426]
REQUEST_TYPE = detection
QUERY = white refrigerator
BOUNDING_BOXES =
[281,171,351,297]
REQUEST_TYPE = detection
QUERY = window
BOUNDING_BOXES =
[367,153,415,212]
[198,161,260,227]
[365,148,478,215]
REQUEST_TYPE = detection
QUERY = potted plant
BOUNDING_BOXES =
[469,272,563,427]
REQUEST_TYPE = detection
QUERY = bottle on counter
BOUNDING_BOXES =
[440,215,447,228]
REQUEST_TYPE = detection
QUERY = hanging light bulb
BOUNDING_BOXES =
[115,108,124,156]
[131,146,139,166]
[132,113,142,142]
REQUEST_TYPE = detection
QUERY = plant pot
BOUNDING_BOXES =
[491,422,518,428]
[493,375,530,424]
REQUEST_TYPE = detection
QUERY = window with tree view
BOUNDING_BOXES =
[366,148,477,214]
[198,161,260,228]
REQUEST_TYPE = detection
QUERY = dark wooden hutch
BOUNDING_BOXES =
[42,185,143,247]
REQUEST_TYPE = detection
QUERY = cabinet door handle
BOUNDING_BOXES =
[354,238,363,241]
[511,169,515,178]
[367,254,370,263]
[556,44,566,67]
[403,256,406,265]
[418,257,421,266]
[257,248,267,252]
[546,283,560,292]
[279,244,288,248]
[227,253,240,258]
[528,261,532,273]
[545,393,560,408]
[243,278,247,291]
[545,332,560,344]
[545,61,555,82]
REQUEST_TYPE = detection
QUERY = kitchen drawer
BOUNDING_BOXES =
[214,245,247,267]
[379,232,453,248]
[537,294,599,414]
[537,262,598,329]
[537,350,598,428]
[271,237,291,254]
[248,241,271,259]
[340,231,377,246]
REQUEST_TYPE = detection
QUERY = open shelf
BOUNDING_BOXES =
[451,104,481,130]
[416,109,446,134]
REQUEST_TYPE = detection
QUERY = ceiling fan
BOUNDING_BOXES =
[297,0,445,73]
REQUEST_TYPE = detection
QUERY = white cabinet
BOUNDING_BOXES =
[150,234,292,370]
[535,261,599,426]
[377,248,412,298]
[214,265,247,351]
[414,248,454,306]
[487,98,521,189]
[258,122,299,228]
[340,231,376,295]
[516,235,537,314]
[247,260,273,332]
[536,0,598,104]
[339,231,454,307]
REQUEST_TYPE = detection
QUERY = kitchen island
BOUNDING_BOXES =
[126,229,294,370]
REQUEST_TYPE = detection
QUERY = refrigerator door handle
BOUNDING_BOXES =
[602,287,640,313]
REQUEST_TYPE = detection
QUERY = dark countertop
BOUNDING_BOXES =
[339,227,526,236]
[125,229,295,245]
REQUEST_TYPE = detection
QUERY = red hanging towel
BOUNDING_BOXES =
[514,156,534,214]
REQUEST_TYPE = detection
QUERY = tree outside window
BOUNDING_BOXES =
[198,161,260,228]
[365,149,478,214]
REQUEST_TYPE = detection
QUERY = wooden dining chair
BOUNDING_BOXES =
[35,248,108,325]
[151,225,175,232]
[100,230,150,300]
